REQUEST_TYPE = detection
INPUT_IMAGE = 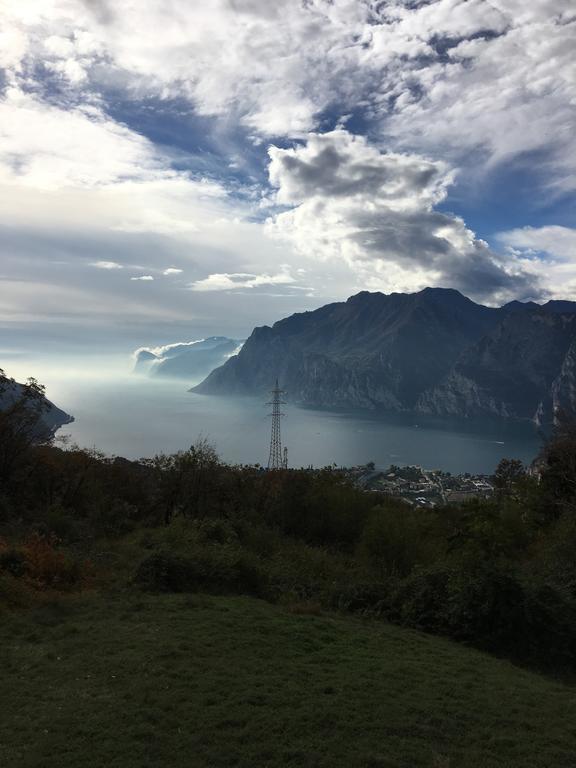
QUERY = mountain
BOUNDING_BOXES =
[0,374,73,435]
[194,288,498,409]
[134,337,243,380]
[193,288,576,424]
[418,310,576,423]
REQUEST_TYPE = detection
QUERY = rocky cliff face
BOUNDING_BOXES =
[417,311,576,421]
[194,288,496,406]
[551,337,576,422]
[193,288,576,424]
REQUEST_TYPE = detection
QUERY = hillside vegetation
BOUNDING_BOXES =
[2,383,576,765]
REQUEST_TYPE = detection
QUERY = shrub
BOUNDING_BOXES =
[133,553,199,592]
[326,580,391,616]
[0,534,91,592]
[0,572,35,610]
[196,519,239,545]
[91,499,140,538]
[0,548,27,577]
[392,563,576,668]
[285,600,322,616]
[133,548,267,597]
[43,504,90,544]
[21,533,76,589]
[530,514,576,594]
[357,504,441,578]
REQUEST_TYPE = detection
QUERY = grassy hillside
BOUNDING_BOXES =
[2,593,575,768]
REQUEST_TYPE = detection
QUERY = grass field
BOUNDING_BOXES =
[1,593,576,768]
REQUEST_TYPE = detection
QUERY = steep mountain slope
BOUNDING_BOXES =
[551,336,576,420]
[194,288,576,423]
[417,310,576,422]
[194,288,499,409]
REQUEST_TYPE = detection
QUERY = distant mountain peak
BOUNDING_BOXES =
[134,337,244,380]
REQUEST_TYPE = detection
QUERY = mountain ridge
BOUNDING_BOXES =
[193,288,576,424]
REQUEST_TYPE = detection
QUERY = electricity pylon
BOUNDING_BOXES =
[267,379,286,470]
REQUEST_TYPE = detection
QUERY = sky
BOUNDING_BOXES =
[1,0,576,362]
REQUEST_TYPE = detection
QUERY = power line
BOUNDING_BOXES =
[267,379,286,470]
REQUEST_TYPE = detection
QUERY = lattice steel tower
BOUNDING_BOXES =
[267,379,286,470]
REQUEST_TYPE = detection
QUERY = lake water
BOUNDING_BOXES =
[44,374,543,474]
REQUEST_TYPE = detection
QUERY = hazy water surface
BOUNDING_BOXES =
[42,373,543,474]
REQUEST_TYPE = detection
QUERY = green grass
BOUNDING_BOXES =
[1,593,575,768]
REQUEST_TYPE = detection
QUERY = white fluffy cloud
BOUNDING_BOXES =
[387,7,576,189]
[91,260,122,270]
[266,130,540,302]
[496,225,576,298]
[497,226,576,261]
[2,0,574,178]
[0,89,159,191]
[190,268,297,293]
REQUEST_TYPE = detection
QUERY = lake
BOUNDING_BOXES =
[43,373,543,474]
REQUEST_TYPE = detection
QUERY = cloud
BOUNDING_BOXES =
[497,225,576,261]
[91,260,123,270]
[495,225,576,298]
[134,339,205,359]
[266,130,541,303]
[3,0,573,186]
[269,130,453,209]
[189,268,297,293]
[0,89,156,191]
[0,0,574,351]
[384,4,576,189]
[130,275,154,281]
[163,268,183,275]
[0,87,229,200]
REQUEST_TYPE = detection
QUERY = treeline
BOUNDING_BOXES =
[1,376,576,673]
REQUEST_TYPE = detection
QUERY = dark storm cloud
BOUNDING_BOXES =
[267,130,543,303]
[274,144,444,201]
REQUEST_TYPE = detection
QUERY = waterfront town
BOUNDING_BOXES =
[346,464,496,507]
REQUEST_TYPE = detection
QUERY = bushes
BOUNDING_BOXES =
[0,548,27,577]
[530,514,576,594]
[3,416,576,674]
[357,503,442,578]
[134,548,267,597]
[0,534,91,593]
[0,572,35,610]
[391,563,576,668]
[124,503,576,671]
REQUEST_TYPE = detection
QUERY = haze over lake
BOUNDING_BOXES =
[17,356,543,474]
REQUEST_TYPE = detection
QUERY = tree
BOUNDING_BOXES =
[144,437,222,524]
[493,458,525,497]
[0,371,53,482]
[538,417,576,518]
